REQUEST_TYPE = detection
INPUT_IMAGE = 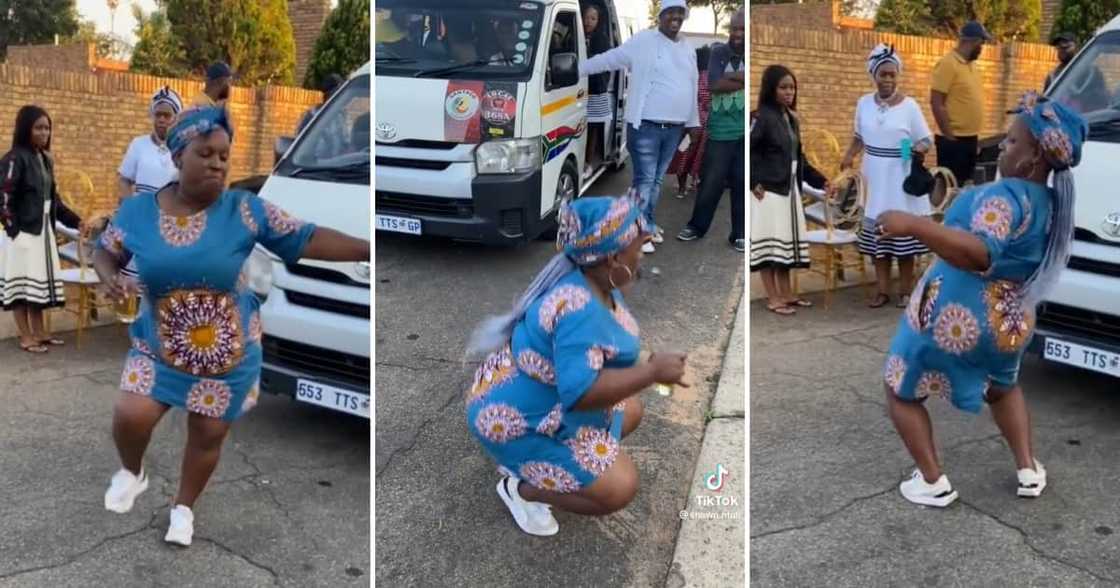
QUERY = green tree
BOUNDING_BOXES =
[164,0,295,85]
[304,0,370,89]
[130,3,188,78]
[72,19,128,60]
[874,0,934,35]
[1052,0,1120,44]
[875,0,1041,42]
[0,0,81,59]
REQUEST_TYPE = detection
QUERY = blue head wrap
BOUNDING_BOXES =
[556,192,648,265]
[1011,91,1087,171]
[465,193,648,358]
[1007,92,1088,308]
[167,106,233,156]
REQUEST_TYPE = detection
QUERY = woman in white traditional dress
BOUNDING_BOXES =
[841,44,934,309]
[750,64,829,315]
[0,105,86,353]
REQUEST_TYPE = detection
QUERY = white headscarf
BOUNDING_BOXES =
[150,86,183,117]
[867,43,902,78]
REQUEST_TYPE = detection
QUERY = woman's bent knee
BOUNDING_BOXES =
[597,466,639,514]
[622,398,644,437]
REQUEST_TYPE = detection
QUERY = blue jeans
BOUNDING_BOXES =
[627,122,685,228]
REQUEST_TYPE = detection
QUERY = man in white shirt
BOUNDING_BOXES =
[118,86,182,203]
[580,0,700,252]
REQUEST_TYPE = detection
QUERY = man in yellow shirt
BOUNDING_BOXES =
[930,21,990,186]
[191,62,234,108]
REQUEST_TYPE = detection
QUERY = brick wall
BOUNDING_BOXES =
[1041,0,1062,40]
[751,1,838,31]
[750,24,1059,171]
[0,64,321,215]
[289,0,332,85]
[7,43,95,72]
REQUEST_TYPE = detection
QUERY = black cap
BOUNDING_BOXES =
[321,73,345,95]
[960,21,993,41]
[1051,32,1076,45]
[206,61,234,81]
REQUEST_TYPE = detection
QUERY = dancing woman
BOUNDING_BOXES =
[93,106,369,545]
[876,93,1086,506]
[464,195,687,536]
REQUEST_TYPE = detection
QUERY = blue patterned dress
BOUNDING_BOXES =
[466,270,641,492]
[97,188,315,422]
[884,178,1051,413]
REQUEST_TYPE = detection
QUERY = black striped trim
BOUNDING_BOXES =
[857,230,929,258]
[751,238,810,247]
[751,260,811,271]
[864,144,903,158]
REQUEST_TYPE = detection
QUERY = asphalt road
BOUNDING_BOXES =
[0,327,370,587]
[750,286,1120,587]
[374,168,744,587]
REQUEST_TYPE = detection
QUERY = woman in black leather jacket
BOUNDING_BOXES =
[0,105,83,352]
[750,64,827,315]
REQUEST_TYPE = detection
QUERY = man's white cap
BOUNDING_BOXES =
[659,0,690,18]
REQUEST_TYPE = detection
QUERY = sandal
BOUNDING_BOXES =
[895,295,910,309]
[767,303,796,316]
[787,298,814,308]
[868,293,891,308]
[39,338,65,346]
[19,342,48,354]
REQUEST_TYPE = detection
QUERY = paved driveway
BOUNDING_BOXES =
[751,286,1120,587]
[0,327,369,587]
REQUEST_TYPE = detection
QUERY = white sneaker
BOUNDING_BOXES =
[642,242,656,254]
[164,505,194,546]
[651,227,664,244]
[496,476,559,536]
[899,469,958,507]
[104,468,149,514]
[1017,459,1047,498]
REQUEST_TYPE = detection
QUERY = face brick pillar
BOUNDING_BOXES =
[1041,0,1062,40]
[290,0,332,86]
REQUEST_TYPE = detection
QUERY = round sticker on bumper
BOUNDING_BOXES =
[446,89,480,121]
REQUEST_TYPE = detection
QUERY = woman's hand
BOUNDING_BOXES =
[877,211,916,239]
[99,271,129,302]
[752,184,765,201]
[649,352,688,386]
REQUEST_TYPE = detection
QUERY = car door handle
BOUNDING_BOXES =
[577,89,586,99]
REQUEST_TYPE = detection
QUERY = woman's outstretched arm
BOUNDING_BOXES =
[301,227,370,262]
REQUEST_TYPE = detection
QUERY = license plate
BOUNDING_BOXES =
[296,379,370,418]
[376,214,422,235]
[1042,337,1120,378]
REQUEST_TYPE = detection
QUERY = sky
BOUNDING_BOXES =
[76,0,159,45]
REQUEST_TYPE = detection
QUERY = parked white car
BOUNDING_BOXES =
[250,63,371,418]
[1031,16,1120,379]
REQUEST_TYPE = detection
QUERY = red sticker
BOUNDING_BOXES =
[444,81,484,143]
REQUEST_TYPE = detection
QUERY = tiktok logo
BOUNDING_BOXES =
[704,464,729,492]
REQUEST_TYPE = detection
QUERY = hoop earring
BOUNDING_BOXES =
[608,263,633,290]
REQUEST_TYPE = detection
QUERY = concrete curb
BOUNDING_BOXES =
[665,293,745,587]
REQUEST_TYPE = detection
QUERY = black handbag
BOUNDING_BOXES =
[902,152,934,196]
